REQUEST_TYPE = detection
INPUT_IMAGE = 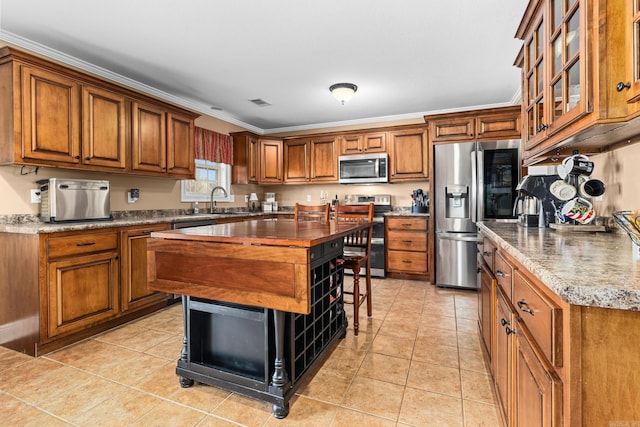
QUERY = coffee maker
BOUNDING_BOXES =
[513,166,559,228]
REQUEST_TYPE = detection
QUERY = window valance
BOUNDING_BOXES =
[194,126,233,165]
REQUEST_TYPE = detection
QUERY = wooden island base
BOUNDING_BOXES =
[147,219,363,417]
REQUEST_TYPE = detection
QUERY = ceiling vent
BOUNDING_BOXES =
[249,98,272,107]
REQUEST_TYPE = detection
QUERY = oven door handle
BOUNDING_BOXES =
[370,237,385,245]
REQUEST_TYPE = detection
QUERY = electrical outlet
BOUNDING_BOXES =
[306,194,312,202]
[30,189,41,203]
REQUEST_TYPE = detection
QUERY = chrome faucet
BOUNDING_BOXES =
[210,186,228,213]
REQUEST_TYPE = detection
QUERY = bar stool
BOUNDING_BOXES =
[334,202,374,335]
[294,203,330,223]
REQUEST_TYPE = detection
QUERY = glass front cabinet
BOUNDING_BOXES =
[516,0,630,162]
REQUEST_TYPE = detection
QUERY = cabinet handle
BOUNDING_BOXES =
[616,81,631,92]
[76,242,96,247]
[402,223,413,227]
[537,124,548,132]
[74,155,80,160]
[468,133,473,137]
[85,156,91,161]
[330,242,339,248]
[402,260,412,264]
[505,326,516,335]
[517,299,534,315]
[495,269,507,278]
[500,318,509,327]
[402,240,413,243]
[482,251,491,256]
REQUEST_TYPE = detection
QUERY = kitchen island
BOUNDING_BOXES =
[477,222,640,426]
[147,218,367,418]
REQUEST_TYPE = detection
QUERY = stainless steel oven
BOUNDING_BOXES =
[343,194,391,277]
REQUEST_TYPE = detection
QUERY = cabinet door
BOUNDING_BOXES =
[339,134,363,155]
[514,322,563,427]
[430,117,475,142]
[363,132,387,153]
[167,111,195,178]
[479,261,494,358]
[259,138,283,183]
[522,11,548,150]
[82,85,127,169]
[629,0,640,103]
[21,65,81,164]
[231,132,259,184]
[388,128,429,181]
[132,101,166,173]
[310,137,337,182]
[495,287,514,425]
[46,251,119,338]
[476,111,521,140]
[121,224,171,312]
[283,138,309,183]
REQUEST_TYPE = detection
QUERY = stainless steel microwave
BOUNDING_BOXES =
[338,153,388,184]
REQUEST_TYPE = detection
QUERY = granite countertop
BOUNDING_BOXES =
[385,210,430,217]
[478,222,640,311]
[0,211,287,235]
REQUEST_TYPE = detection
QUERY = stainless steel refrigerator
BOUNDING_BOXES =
[434,140,521,289]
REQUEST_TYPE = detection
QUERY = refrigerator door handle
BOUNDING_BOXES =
[470,149,478,223]
[437,232,481,243]
[476,148,484,222]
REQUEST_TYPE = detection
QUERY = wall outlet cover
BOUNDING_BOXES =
[306,194,312,202]
[30,189,41,203]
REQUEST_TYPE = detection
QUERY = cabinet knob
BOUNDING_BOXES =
[505,326,516,335]
[500,318,509,327]
[74,155,80,160]
[85,157,91,161]
[616,81,631,92]
[495,269,507,278]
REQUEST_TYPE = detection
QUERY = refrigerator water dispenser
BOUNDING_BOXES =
[445,185,469,219]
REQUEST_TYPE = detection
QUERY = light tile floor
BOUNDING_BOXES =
[0,278,501,426]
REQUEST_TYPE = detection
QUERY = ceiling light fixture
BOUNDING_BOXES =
[329,83,358,105]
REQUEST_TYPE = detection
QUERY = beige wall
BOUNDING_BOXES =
[590,142,640,216]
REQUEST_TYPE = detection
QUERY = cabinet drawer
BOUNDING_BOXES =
[387,230,427,251]
[494,250,514,300]
[387,250,427,274]
[386,217,427,231]
[47,232,119,259]
[481,237,495,272]
[513,270,562,367]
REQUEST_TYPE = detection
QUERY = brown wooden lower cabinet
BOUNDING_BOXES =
[0,224,173,356]
[479,230,640,426]
[121,223,171,312]
[385,216,428,279]
[514,320,563,427]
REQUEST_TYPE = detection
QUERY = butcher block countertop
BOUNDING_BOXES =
[147,218,368,314]
[149,218,365,247]
[478,221,640,311]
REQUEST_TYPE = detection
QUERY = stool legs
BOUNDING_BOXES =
[352,269,360,336]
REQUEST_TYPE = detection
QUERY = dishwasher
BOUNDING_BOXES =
[168,218,217,303]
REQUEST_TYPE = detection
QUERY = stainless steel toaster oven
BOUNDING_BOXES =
[37,178,111,223]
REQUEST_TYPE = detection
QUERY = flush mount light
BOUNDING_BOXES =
[329,83,358,105]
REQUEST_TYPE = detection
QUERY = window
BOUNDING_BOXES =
[180,160,232,202]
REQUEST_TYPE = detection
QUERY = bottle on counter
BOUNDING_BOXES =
[194,201,200,214]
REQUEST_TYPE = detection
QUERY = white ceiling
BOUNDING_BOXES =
[0,0,528,134]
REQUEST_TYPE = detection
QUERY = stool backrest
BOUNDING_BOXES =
[334,203,374,251]
[294,203,330,223]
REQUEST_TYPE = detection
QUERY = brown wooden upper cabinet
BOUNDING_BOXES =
[426,106,521,143]
[284,137,338,183]
[515,0,631,163]
[339,131,386,155]
[388,128,428,181]
[0,47,197,177]
[259,138,283,184]
[231,131,260,184]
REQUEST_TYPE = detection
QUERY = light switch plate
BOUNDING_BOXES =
[306,194,312,202]
[30,189,41,203]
